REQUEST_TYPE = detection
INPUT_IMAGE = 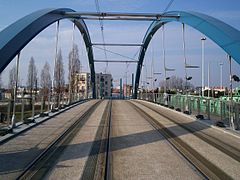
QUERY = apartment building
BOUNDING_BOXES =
[74,72,112,99]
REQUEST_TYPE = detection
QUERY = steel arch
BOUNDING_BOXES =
[134,11,240,98]
[0,8,96,98]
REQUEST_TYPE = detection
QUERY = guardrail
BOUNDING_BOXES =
[0,93,92,134]
[137,92,240,130]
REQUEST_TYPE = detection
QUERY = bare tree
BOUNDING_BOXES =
[40,62,51,107]
[160,76,191,93]
[27,57,37,98]
[8,66,17,97]
[68,44,80,95]
[41,62,51,92]
[54,49,65,95]
[40,62,51,100]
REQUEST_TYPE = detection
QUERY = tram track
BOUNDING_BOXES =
[128,100,232,180]
[16,99,113,180]
[16,100,103,180]
[81,99,112,180]
[136,100,240,162]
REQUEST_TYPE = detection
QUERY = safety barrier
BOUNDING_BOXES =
[138,92,240,130]
[0,93,92,134]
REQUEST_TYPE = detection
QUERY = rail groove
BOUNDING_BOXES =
[81,99,112,180]
[17,100,102,180]
[128,101,232,180]
[138,100,240,162]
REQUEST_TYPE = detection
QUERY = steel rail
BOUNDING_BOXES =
[81,100,112,179]
[128,101,231,180]
[137,101,240,162]
[16,100,102,180]
[104,99,112,180]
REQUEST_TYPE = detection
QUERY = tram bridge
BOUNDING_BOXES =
[0,8,240,180]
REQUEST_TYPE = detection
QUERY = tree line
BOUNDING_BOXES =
[7,44,81,99]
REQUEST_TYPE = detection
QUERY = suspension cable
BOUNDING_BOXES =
[162,24,167,93]
[69,23,75,103]
[93,46,138,61]
[182,23,188,91]
[94,0,108,73]
[182,23,187,79]
[52,21,59,96]
[163,0,175,12]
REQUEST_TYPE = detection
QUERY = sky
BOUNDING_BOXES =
[0,0,240,89]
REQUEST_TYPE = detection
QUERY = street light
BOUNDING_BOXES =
[232,75,240,82]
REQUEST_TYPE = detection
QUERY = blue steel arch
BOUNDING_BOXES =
[134,11,240,98]
[0,8,96,98]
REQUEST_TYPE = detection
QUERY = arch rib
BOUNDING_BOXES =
[0,8,96,98]
[134,11,240,98]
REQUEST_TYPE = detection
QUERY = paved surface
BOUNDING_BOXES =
[1,99,239,179]
[133,100,240,179]
[45,100,108,179]
[0,100,98,179]
[110,100,201,180]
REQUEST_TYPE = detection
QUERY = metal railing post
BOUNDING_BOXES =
[235,103,240,129]
[40,96,44,114]
[47,94,50,112]
[32,95,35,120]
[197,97,200,115]
[220,100,223,121]
[21,98,24,122]
[7,100,11,127]
[207,98,210,120]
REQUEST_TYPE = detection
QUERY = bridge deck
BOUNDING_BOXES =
[0,100,239,179]
[0,100,99,179]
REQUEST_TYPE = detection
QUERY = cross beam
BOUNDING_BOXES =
[94,60,138,63]
[92,43,143,46]
[64,12,179,21]
[80,17,161,21]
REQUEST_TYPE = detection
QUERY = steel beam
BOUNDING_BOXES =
[94,60,138,63]
[64,12,179,18]
[92,43,143,46]
[134,11,240,99]
[80,17,160,21]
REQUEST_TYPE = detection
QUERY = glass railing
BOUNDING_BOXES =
[137,92,240,130]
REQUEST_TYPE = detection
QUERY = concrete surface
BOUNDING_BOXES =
[0,100,98,179]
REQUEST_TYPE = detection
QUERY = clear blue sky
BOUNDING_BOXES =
[0,0,240,88]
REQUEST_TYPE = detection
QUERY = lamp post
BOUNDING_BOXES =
[201,37,206,97]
